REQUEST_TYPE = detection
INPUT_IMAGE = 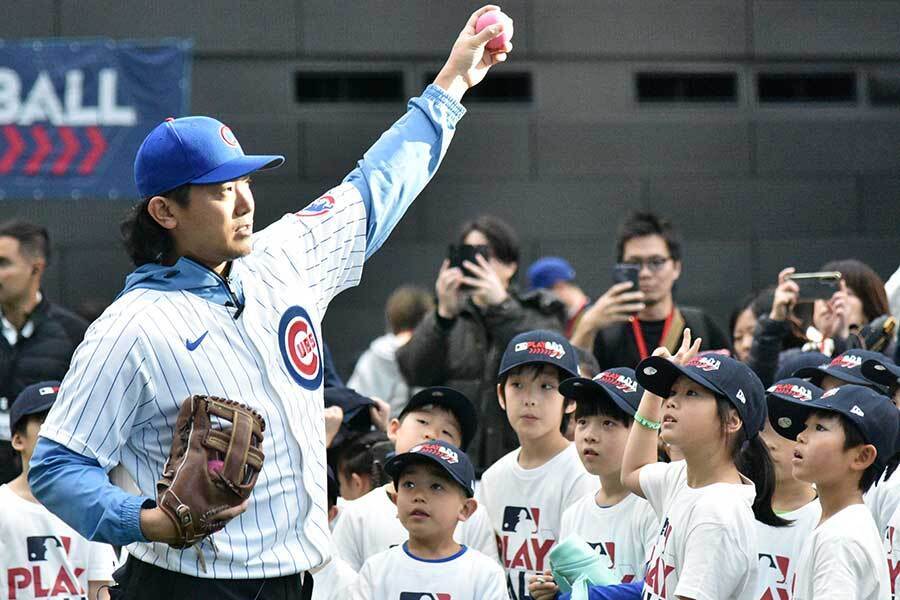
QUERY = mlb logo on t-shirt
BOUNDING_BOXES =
[502,506,540,535]
[399,594,451,600]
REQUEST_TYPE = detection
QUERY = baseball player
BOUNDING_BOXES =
[26,6,513,599]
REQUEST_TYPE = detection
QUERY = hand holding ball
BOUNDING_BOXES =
[475,10,513,51]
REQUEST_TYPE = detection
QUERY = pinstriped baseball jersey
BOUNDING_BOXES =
[40,183,366,578]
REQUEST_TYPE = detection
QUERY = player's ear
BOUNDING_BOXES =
[147,195,180,230]
[458,497,477,522]
[497,384,506,411]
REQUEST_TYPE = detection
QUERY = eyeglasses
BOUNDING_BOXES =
[620,257,672,272]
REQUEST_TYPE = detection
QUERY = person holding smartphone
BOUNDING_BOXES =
[396,215,566,469]
[571,212,729,371]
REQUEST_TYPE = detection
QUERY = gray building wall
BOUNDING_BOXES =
[2,1,899,378]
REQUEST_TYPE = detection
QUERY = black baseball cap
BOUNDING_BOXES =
[768,384,900,467]
[498,330,579,381]
[774,351,829,383]
[862,357,900,393]
[766,378,824,440]
[794,350,891,395]
[385,439,476,497]
[9,381,60,435]
[559,367,644,417]
[399,387,478,451]
[637,354,767,440]
[324,387,376,447]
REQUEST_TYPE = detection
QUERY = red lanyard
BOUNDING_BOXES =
[630,309,676,360]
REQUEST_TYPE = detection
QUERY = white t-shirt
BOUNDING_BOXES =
[351,543,508,600]
[883,501,900,599]
[332,484,499,571]
[639,460,760,600]
[793,503,889,600]
[560,491,658,584]
[477,443,598,600]
[311,555,357,600]
[754,498,821,600]
[0,484,118,600]
[865,471,900,534]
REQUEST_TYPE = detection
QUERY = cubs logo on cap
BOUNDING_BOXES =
[278,306,322,391]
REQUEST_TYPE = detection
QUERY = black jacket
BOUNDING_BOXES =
[1,298,88,413]
[396,289,566,469]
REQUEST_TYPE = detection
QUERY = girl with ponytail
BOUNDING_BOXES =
[621,330,787,600]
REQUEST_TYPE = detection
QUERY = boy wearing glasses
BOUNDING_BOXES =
[571,212,729,370]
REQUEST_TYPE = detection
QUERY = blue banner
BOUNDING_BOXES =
[0,39,191,200]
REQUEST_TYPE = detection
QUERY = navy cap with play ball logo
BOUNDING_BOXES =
[9,381,60,435]
[559,367,644,417]
[498,330,579,381]
[637,354,767,440]
[134,116,284,198]
[774,351,829,383]
[765,378,824,440]
[862,357,900,393]
[399,387,478,452]
[385,439,476,497]
[768,384,900,467]
[794,350,891,395]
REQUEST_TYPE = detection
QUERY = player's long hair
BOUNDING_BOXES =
[120,184,191,266]
[716,396,790,528]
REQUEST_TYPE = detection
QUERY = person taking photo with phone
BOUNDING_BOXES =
[749,259,894,386]
[396,215,566,469]
[571,212,730,371]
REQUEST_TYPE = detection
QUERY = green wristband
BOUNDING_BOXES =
[635,412,662,430]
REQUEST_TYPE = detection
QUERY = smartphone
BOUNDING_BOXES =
[448,244,490,290]
[787,271,842,302]
[612,264,641,290]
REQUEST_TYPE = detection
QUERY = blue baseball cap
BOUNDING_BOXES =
[794,350,891,395]
[637,354,767,440]
[768,384,900,466]
[9,381,60,434]
[134,116,284,198]
[559,367,644,417]
[498,330,579,381]
[527,257,576,290]
[766,378,824,440]
[862,357,900,393]
[774,351,829,383]
[399,387,478,451]
[385,439,476,497]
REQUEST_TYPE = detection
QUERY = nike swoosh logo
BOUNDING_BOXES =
[185,331,209,351]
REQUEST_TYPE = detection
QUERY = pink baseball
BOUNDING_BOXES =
[475,10,513,51]
[208,459,225,474]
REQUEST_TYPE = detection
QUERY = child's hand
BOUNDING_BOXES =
[528,570,559,600]
[653,327,702,366]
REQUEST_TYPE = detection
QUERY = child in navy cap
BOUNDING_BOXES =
[794,349,891,395]
[350,440,507,599]
[528,368,659,599]
[769,384,899,599]
[862,355,900,408]
[477,330,597,600]
[621,330,789,600]
[1,382,117,600]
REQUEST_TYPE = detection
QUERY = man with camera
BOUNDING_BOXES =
[571,212,729,370]
[396,215,565,468]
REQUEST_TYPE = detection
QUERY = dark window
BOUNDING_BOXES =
[423,72,532,103]
[869,74,900,106]
[757,73,856,103]
[635,73,737,103]
[295,72,404,103]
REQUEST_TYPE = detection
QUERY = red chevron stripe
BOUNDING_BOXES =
[24,125,52,175]
[78,126,106,175]
[0,126,25,174]
[52,126,81,176]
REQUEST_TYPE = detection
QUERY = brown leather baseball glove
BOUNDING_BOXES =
[157,395,265,549]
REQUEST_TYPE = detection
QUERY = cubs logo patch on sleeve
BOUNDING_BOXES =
[295,194,335,217]
[278,306,323,390]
